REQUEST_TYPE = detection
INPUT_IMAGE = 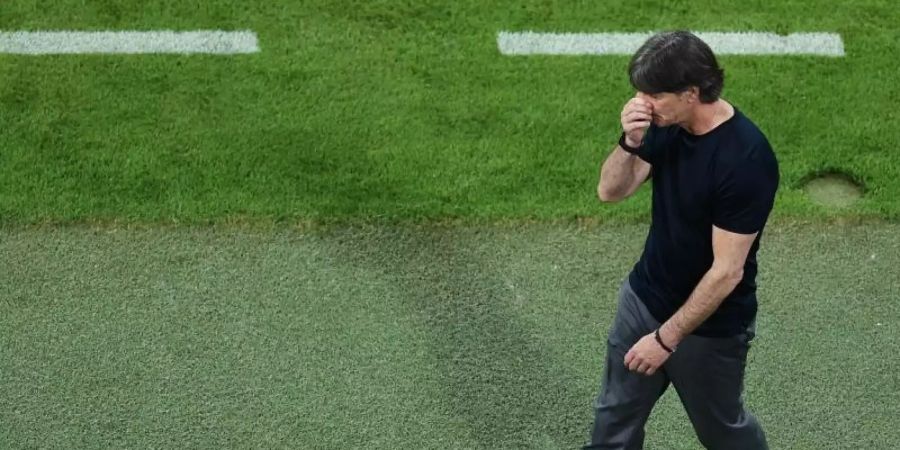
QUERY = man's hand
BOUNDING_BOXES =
[621,95,654,148]
[624,332,671,376]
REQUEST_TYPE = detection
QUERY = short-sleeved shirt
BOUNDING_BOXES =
[627,107,780,337]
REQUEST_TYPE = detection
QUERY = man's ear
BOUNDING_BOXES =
[684,87,700,103]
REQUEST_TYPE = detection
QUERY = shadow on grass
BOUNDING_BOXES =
[329,226,592,448]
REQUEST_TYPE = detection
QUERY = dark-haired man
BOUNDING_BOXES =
[584,31,779,449]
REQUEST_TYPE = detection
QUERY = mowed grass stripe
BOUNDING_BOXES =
[2,224,898,449]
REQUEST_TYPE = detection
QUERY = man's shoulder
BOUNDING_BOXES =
[727,109,768,142]
[718,109,776,165]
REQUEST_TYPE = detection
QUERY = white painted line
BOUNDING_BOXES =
[498,31,845,56]
[0,30,259,54]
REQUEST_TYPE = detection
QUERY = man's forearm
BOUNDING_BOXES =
[598,146,638,199]
[659,266,743,347]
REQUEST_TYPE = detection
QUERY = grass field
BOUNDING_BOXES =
[2,1,900,449]
[1,0,900,223]
[3,224,899,448]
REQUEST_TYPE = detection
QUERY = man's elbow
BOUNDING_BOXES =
[712,265,744,285]
[597,184,623,203]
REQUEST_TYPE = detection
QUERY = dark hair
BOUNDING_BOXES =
[628,31,725,103]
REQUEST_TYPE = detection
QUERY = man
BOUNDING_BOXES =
[584,31,779,449]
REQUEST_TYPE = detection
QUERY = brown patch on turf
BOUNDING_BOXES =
[803,172,864,208]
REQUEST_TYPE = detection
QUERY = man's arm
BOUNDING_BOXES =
[597,146,651,202]
[657,226,758,347]
[624,225,758,375]
[598,96,655,202]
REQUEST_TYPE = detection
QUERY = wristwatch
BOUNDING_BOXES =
[618,132,641,155]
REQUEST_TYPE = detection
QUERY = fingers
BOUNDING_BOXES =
[624,352,645,373]
[624,351,658,376]
[623,110,652,122]
[628,361,655,376]
[621,104,652,119]
[630,360,643,373]
[621,100,653,136]
[624,335,668,376]
[622,109,652,137]
[623,119,651,134]
[622,97,653,116]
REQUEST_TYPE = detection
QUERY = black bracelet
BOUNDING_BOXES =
[618,132,641,155]
[654,328,675,353]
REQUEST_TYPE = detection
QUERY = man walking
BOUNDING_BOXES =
[585,31,779,449]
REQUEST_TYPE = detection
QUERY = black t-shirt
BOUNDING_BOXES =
[627,107,779,337]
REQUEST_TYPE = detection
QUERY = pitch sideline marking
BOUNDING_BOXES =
[0,30,259,54]
[497,31,845,56]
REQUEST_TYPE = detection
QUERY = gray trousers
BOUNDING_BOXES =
[584,280,768,450]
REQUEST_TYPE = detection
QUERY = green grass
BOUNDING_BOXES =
[2,2,899,449]
[2,223,898,449]
[1,0,900,224]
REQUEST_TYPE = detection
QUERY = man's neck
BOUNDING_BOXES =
[682,100,733,135]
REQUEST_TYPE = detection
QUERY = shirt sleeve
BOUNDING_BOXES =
[634,124,663,165]
[712,144,780,234]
